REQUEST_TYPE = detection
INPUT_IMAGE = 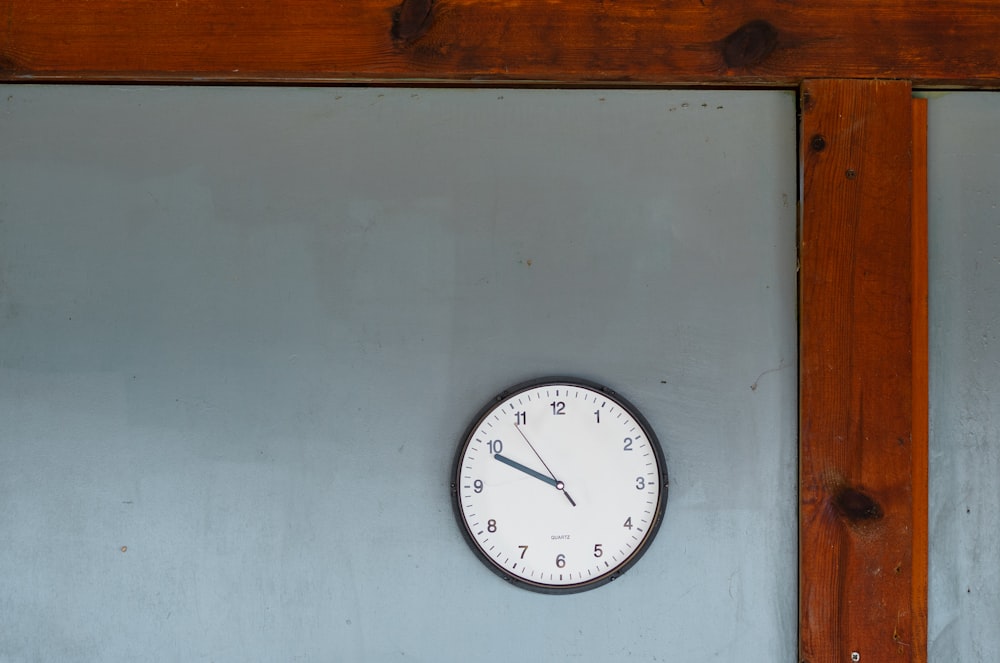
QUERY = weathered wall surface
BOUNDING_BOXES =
[927,92,1000,663]
[0,87,797,661]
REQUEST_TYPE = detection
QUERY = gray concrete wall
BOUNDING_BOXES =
[926,91,1000,662]
[0,86,798,661]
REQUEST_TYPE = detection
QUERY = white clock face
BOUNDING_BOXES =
[452,377,668,593]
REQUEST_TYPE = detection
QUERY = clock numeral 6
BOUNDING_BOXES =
[555,554,566,568]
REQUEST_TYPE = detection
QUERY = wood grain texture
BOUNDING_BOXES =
[1,0,999,86]
[910,96,929,662]
[799,79,924,662]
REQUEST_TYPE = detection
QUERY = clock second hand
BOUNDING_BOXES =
[513,424,577,507]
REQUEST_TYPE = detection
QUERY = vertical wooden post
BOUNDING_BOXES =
[799,79,927,663]
[909,96,929,660]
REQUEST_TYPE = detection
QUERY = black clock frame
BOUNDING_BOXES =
[449,375,670,594]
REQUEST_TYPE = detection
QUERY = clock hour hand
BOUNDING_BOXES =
[493,453,560,488]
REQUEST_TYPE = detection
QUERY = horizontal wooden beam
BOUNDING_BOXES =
[2,0,999,86]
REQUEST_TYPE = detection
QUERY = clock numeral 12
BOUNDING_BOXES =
[550,401,566,415]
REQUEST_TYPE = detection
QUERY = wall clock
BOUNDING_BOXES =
[451,377,669,593]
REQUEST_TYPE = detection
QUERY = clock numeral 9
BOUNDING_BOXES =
[487,519,497,533]
[550,401,566,415]
[555,554,566,568]
[473,479,484,493]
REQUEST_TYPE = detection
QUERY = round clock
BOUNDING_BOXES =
[451,377,669,593]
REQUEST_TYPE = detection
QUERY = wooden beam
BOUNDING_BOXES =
[910,96,929,661]
[799,79,926,662]
[1,0,999,86]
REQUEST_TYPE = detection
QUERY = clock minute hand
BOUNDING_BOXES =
[493,453,560,488]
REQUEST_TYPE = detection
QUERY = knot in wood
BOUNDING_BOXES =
[392,0,435,44]
[722,20,779,69]
[832,487,883,522]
